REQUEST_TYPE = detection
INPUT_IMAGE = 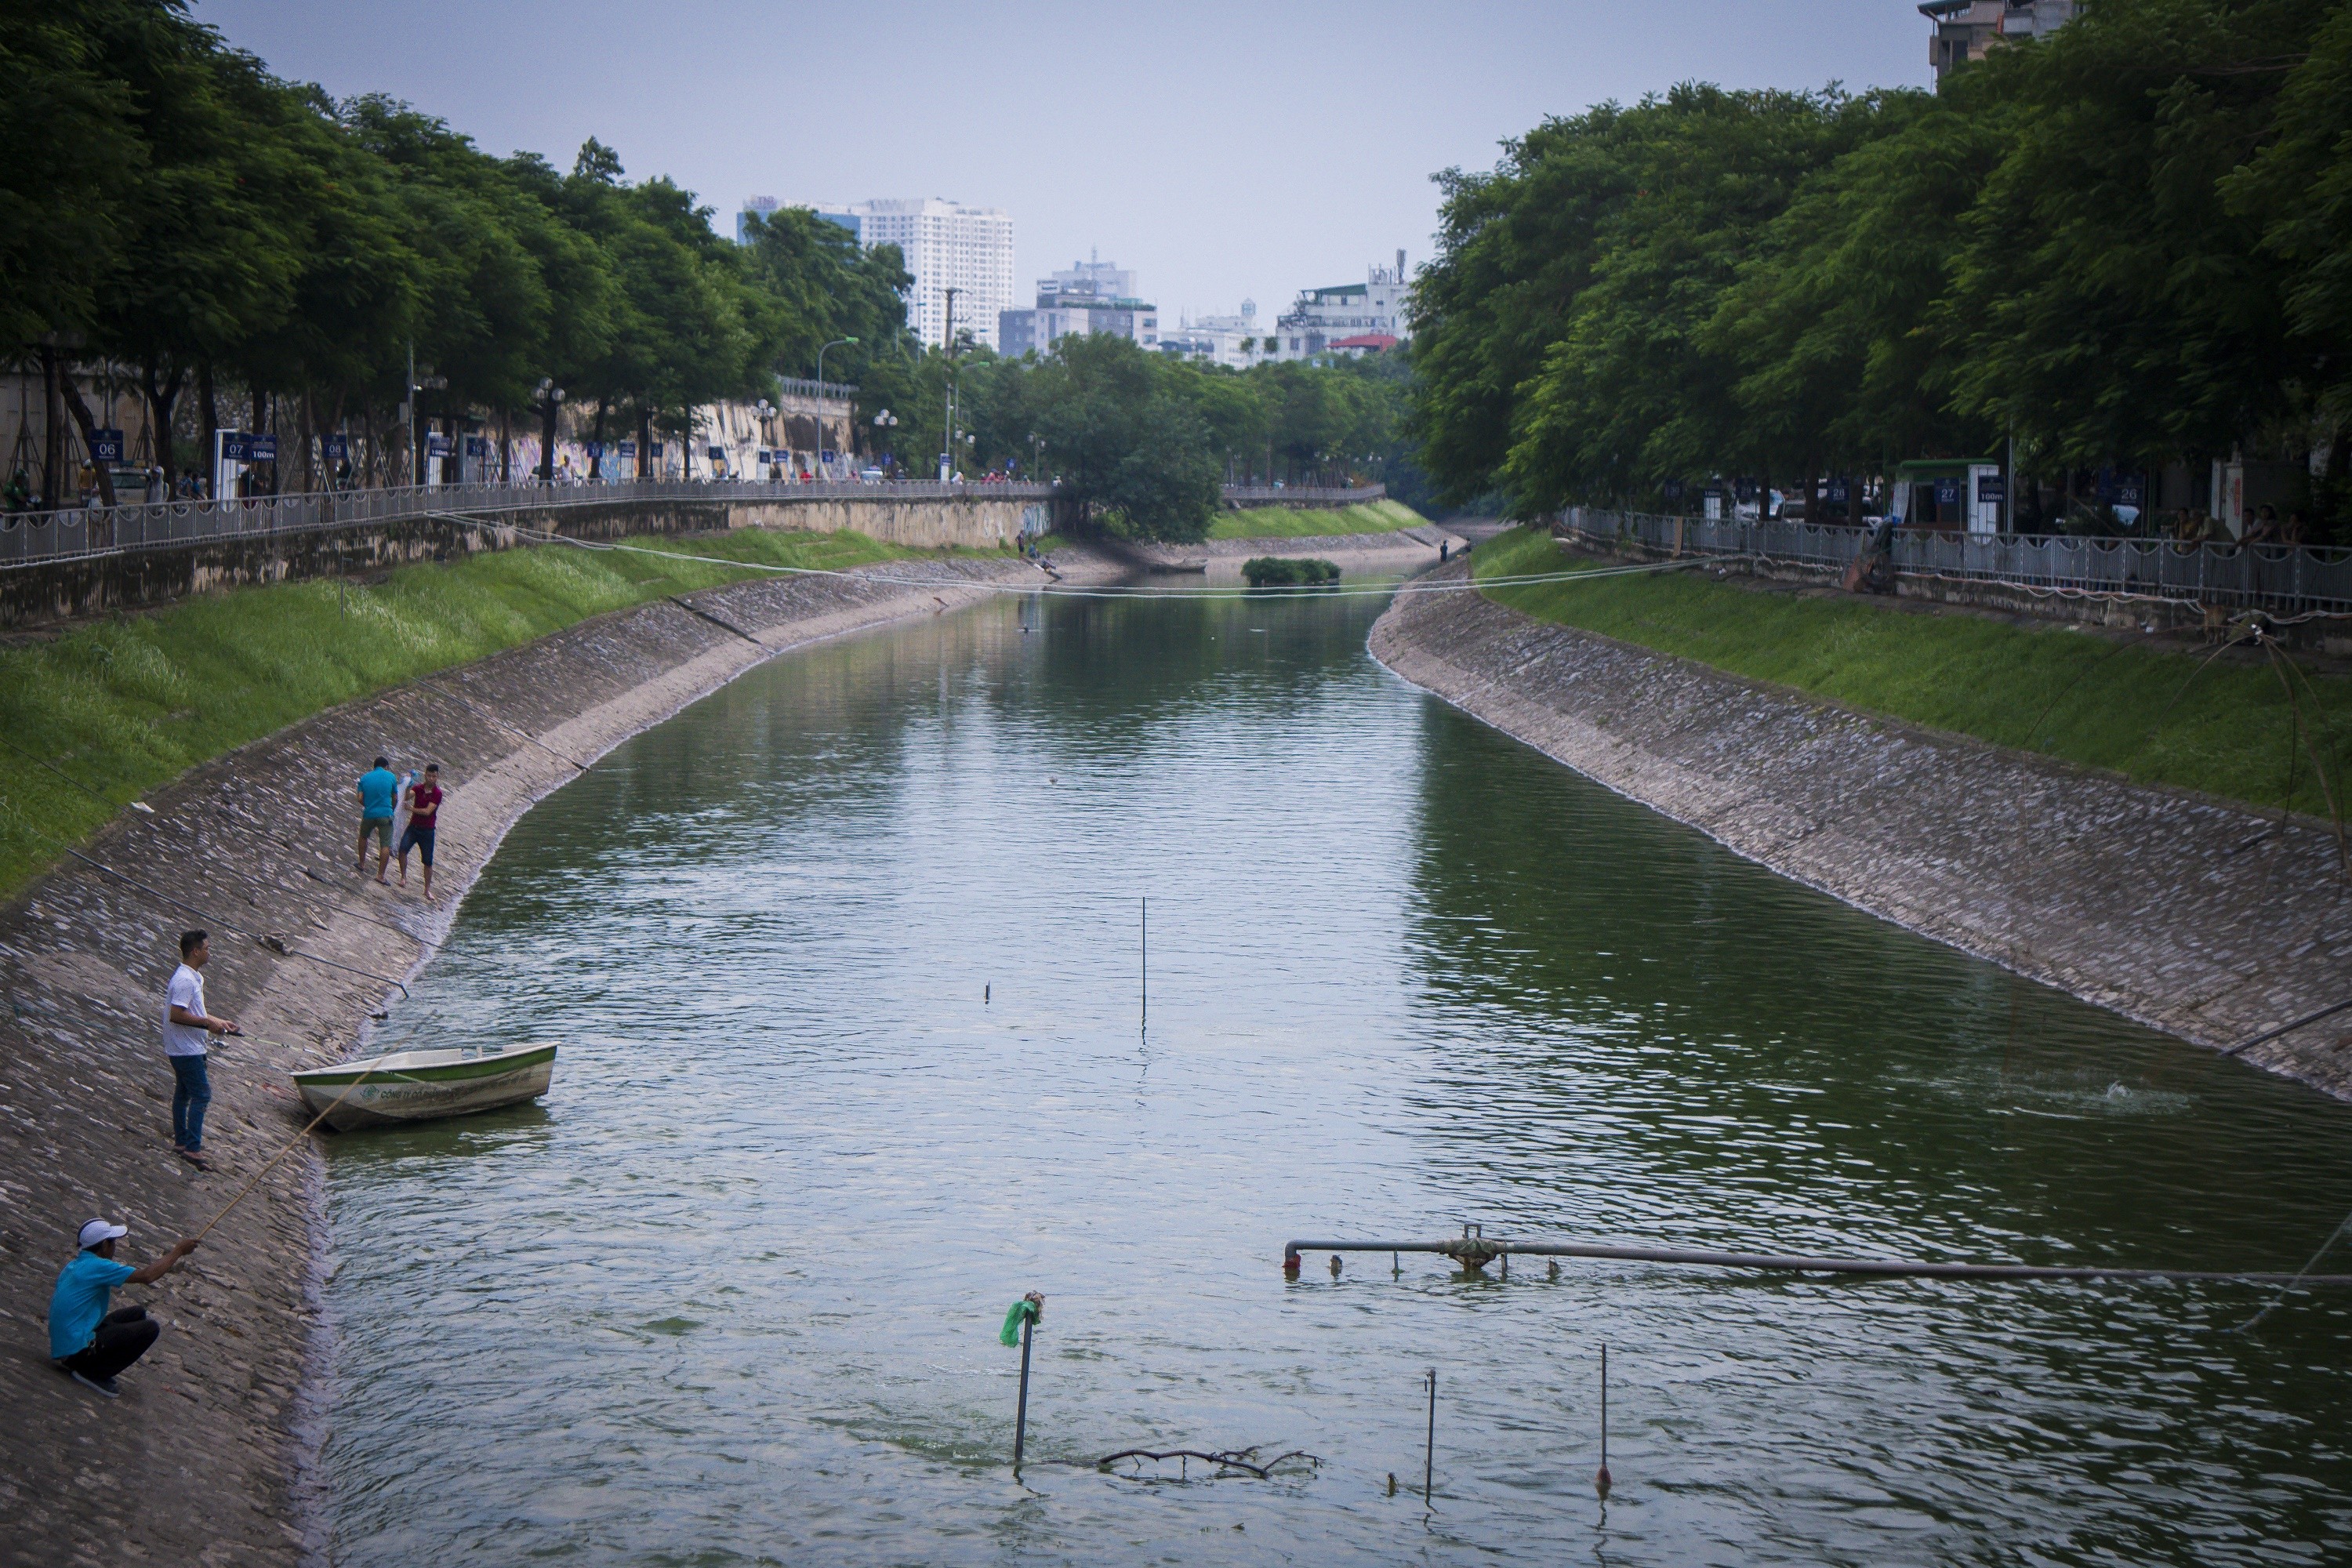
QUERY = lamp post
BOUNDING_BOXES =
[814,337,856,479]
[942,288,960,481]
[754,397,775,480]
[534,378,566,485]
[873,408,898,481]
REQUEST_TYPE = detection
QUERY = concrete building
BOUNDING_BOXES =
[812,198,1014,350]
[1272,252,1411,361]
[1919,0,2078,80]
[997,255,1160,358]
[1161,299,1265,368]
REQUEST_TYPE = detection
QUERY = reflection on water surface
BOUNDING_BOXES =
[321,587,2352,1566]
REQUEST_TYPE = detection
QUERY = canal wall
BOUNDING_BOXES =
[0,546,1113,1564]
[0,490,1057,628]
[1369,562,2352,1100]
[1124,525,1465,574]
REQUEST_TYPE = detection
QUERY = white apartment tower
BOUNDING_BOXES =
[815,198,1015,351]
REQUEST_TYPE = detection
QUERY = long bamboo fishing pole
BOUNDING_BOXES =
[191,1044,393,1243]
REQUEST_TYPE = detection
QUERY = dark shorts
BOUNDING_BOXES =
[398,823,436,865]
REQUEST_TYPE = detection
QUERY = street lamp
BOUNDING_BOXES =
[871,408,898,481]
[814,337,856,480]
[754,397,776,480]
[534,378,566,485]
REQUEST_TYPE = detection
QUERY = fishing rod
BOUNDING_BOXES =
[191,1041,396,1243]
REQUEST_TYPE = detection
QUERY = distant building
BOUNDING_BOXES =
[1919,0,2078,80]
[735,195,781,245]
[997,253,1160,358]
[1162,299,1266,368]
[1272,252,1411,361]
[811,198,1014,350]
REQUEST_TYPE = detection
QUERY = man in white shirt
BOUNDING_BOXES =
[165,930,239,1170]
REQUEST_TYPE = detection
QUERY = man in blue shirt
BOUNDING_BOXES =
[356,754,399,882]
[49,1218,198,1398]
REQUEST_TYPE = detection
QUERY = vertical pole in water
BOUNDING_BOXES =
[1140,896,1148,1031]
[1424,1367,1437,1505]
[1014,1308,1036,1476]
[1596,1342,1613,1497]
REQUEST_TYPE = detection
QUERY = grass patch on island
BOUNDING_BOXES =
[0,528,922,897]
[1207,499,1426,539]
[1473,525,2352,815]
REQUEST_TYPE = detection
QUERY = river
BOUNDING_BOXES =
[318,584,2352,1566]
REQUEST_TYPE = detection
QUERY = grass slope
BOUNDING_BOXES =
[0,528,925,897]
[1207,499,1427,539]
[1475,526,2351,815]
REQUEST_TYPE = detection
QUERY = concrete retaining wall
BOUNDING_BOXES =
[0,492,1060,628]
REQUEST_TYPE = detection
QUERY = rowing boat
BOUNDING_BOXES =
[290,1041,558,1131]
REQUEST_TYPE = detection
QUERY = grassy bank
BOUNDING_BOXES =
[0,528,928,897]
[1475,526,2351,815]
[1207,499,1427,539]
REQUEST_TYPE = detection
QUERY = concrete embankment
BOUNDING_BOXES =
[0,546,1105,1564]
[1125,524,1464,575]
[1370,561,2352,1099]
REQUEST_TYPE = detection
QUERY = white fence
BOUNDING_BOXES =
[0,478,1059,570]
[1560,507,2352,615]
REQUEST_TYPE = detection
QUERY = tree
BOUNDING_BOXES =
[1027,334,1219,540]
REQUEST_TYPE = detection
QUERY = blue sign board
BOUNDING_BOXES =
[1933,477,1962,507]
[323,434,350,461]
[1825,478,1850,504]
[247,433,278,463]
[220,431,249,461]
[648,442,664,459]
[465,436,489,458]
[2095,468,2143,507]
[617,441,637,461]
[585,441,604,459]
[708,445,726,462]
[91,428,125,464]
[425,434,452,457]
[1975,472,2005,504]
[820,450,838,464]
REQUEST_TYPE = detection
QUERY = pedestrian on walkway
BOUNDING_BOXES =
[397,764,443,898]
[165,928,238,1169]
[49,1218,198,1399]
[356,755,398,881]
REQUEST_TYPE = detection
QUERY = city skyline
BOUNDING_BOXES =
[189,0,1929,327]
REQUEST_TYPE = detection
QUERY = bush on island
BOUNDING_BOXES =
[1242,557,1341,588]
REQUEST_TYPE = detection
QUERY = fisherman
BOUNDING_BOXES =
[165,928,239,1168]
[49,1218,198,1398]
[356,754,398,881]
[397,763,443,899]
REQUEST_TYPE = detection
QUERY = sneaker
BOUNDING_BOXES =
[69,1370,119,1399]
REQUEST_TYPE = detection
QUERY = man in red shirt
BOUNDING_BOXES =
[397,763,445,898]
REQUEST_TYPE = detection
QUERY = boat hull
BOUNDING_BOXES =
[292,1043,557,1131]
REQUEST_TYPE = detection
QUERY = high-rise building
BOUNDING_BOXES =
[811,198,1015,350]
[1919,1,2078,80]
[735,195,781,245]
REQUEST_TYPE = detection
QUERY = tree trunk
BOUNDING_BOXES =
[143,359,184,492]
[539,397,558,484]
[56,363,118,506]
[40,343,64,508]
[590,401,608,481]
[637,405,652,479]
[198,362,220,497]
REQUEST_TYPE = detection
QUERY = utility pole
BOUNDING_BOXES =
[406,339,416,489]
[942,286,960,482]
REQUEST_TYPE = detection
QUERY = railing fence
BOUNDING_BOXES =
[1559,507,2352,617]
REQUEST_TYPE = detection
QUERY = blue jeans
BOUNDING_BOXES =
[170,1053,211,1151]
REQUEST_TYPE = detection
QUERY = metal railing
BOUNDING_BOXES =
[1222,485,1388,505]
[1559,506,2352,616]
[0,477,1060,570]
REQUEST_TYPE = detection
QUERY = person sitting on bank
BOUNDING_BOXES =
[356,754,398,881]
[397,763,443,898]
[49,1218,198,1399]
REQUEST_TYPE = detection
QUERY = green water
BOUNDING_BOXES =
[318,586,2352,1565]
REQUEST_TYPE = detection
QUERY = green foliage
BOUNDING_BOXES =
[1240,556,1341,586]
[1413,1,2352,532]
[1473,527,2351,813]
[0,528,918,897]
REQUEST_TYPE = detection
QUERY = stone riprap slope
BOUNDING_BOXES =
[1370,563,2352,1099]
[0,550,1084,1565]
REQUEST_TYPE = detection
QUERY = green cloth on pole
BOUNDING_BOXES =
[1000,1297,1041,1347]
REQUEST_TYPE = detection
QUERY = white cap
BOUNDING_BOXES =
[78,1219,128,1250]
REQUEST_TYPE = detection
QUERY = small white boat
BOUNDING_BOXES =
[291,1041,558,1131]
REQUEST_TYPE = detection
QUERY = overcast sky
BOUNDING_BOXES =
[193,0,1929,325]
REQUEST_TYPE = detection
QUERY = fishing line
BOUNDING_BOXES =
[0,792,412,999]
[2223,1203,2352,1334]
[189,1047,397,1243]
[0,729,154,814]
